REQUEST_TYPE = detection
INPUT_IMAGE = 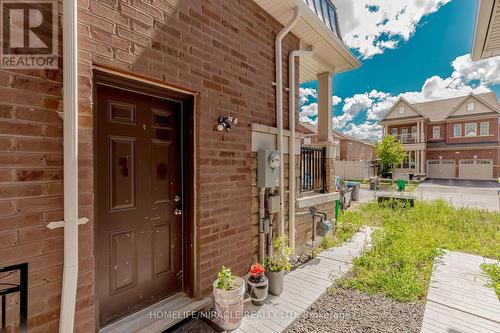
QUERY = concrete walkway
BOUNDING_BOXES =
[233,227,373,333]
[421,251,500,333]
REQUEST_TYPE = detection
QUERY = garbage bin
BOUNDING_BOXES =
[369,176,379,191]
[346,181,360,201]
[396,179,407,191]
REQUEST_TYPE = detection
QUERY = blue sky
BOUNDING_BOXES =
[299,0,500,140]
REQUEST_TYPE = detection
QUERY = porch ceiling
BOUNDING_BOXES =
[253,0,361,83]
[472,0,500,60]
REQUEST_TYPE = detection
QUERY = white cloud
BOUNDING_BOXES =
[299,87,317,104]
[300,102,318,118]
[299,96,342,125]
[451,54,500,86]
[332,95,342,106]
[333,0,451,58]
[333,94,373,128]
[342,122,382,141]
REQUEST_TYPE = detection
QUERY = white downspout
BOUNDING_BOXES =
[276,7,300,237]
[47,0,88,331]
[288,49,313,250]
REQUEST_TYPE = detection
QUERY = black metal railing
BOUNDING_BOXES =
[1,263,28,333]
[300,146,327,193]
[303,0,342,40]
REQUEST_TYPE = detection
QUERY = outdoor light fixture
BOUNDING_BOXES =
[439,155,443,160]
[473,153,478,160]
[217,116,238,132]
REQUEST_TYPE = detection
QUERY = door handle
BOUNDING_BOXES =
[174,209,182,216]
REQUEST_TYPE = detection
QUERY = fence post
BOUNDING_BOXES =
[321,147,327,193]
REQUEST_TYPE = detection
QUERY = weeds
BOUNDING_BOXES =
[480,263,500,299]
[337,200,500,301]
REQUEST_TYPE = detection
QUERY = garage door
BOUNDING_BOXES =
[427,160,455,179]
[459,159,492,180]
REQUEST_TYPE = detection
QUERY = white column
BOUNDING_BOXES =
[416,122,420,142]
[420,121,425,142]
[416,149,419,173]
[420,150,425,174]
[317,72,332,142]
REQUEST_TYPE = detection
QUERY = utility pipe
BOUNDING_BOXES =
[51,0,88,331]
[288,49,313,251]
[258,188,266,263]
[276,7,300,237]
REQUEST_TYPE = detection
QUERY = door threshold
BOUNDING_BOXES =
[99,293,212,333]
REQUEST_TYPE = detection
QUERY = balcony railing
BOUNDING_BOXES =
[1,263,28,333]
[392,133,421,144]
[300,146,327,193]
[303,0,342,40]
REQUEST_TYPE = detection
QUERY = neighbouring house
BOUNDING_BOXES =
[332,130,375,162]
[379,92,500,180]
[298,123,377,180]
[0,0,359,332]
[471,0,500,60]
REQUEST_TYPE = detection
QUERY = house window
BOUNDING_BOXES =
[348,142,353,150]
[398,107,405,115]
[432,126,440,139]
[453,124,461,137]
[391,128,398,136]
[467,102,475,112]
[465,123,477,136]
[480,121,489,136]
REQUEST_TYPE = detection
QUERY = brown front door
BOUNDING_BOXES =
[96,84,183,327]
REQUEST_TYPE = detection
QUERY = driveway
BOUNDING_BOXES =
[415,179,499,212]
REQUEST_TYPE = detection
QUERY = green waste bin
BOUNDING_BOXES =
[335,199,340,219]
[396,179,407,191]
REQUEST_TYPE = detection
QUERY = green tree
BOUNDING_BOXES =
[376,135,406,176]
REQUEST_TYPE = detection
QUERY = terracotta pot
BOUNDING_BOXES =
[266,270,284,296]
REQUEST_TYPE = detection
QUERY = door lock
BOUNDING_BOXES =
[174,195,181,203]
[174,209,182,216]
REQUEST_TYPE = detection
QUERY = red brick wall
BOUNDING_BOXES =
[426,123,445,142]
[0,1,300,332]
[445,118,499,144]
[427,149,499,178]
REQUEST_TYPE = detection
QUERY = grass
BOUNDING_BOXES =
[334,200,500,301]
[481,263,500,299]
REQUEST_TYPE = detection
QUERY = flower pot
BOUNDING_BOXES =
[247,274,268,306]
[266,270,284,296]
[212,277,245,331]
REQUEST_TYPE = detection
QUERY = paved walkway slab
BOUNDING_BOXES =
[421,251,500,333]
[233,227,373,333]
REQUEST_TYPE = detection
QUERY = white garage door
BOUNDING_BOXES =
[427,160,455,179]
[459,159,492,180]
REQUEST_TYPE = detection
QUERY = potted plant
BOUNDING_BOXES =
[265,236,293,296]
[247,263,268,305]
[212,266,245,330]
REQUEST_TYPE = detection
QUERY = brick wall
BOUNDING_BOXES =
[0,0,300,331]
[445,118,499,144]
